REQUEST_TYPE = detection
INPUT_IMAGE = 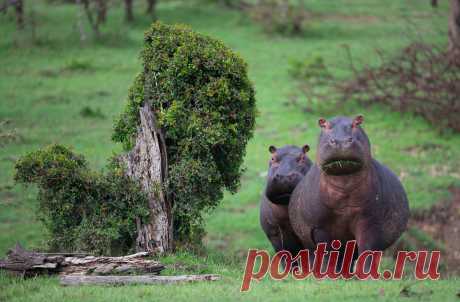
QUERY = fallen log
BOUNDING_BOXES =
[60,274,221,286]
[0,243,165,277]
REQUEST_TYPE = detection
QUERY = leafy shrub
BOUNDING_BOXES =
[339,43,460,132]
[286,55,334,112]
[288,56,331,82]
[113,22,257,245]
[248,0,309,35]
[289,43,460,133]
[15,145,150,255]
[80,106,105,119]
[62,59,94,72]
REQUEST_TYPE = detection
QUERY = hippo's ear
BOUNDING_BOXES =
[302,144,310,153]
[353,115,364,127]
[318,118,329,129]
[269,145,277,154]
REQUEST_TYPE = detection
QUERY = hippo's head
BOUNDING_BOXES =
[265,145,312,204]
[317,115,371,176]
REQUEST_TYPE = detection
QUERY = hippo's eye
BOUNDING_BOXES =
[297,155,305,163]
[270,156,280,167]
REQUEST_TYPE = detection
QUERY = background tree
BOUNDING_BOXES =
[77,0,109,38]
[124,0,134,22]
[1,0,24,29]
[449,0,460,54]
[113,23,257,250]
[13,0,23,29]
[14,22,256,254]
[146,0,156,15]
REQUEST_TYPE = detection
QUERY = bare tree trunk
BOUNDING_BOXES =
[449,0,460,55]
[75,0,87,42]
[1,0,10,14]
[79,0,104,38]
[146,0,156,15]
[124,0,134,22]
[120,103,172,254]
[13,0,24,29]
[95,0,106,24]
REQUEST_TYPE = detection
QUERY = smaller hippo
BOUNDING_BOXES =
[289,115,410,269]
[260,145,312,255]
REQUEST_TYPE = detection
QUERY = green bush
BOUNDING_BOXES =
[14,22,256,253]
[248,0,309,36]
[113,22,257,245]
[15,145,150,255]
[288,56,331,82]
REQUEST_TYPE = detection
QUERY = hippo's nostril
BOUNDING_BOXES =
[348,137,353,143]
[289,173,301,183]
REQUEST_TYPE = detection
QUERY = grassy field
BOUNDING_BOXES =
[0,0,459,301]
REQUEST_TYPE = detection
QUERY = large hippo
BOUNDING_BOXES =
[260,145,312,255]
[289,116,409,267]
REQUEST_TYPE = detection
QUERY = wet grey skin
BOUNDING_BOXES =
[260,145,312,256]
[289,116,410,270]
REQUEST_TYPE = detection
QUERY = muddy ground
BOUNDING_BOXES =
[393,187,460,276]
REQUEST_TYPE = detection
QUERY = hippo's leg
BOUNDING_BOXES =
[355,220,385,272]
[266,229,284,253]
[311,228,352,272]
[311,228,336,271]
[311,227,331,245]
[265,227,304,270]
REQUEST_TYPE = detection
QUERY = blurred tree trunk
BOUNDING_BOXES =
[80,0,99,38]
[95,0,106,24]
[13,0,24,29]
[431,0,438,7]
[146,0,156,15]
[449,0,460,55]
[0,0,25,29]
[75,0,87,42]
[124,0,134,22]
[78,0,109,38]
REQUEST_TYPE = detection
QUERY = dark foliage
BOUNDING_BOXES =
[80,106,106,118]
[15,145,150,255]
[286,55,336,113]
[217,0,309,35]
[247,0,309,35]
[113,22,257,245]
[339,43,460,132]
[289,44,460,133]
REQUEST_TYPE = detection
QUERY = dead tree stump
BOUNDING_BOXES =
[120,103,172,254]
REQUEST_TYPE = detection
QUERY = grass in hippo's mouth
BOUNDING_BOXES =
[322,159,363,174]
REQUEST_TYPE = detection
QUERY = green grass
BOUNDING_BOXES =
[1,0,459,301]
[1,269,458,302]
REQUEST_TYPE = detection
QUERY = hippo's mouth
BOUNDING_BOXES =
[273,192,291,201]
[265,191,292,205]
[321,158,363,175]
